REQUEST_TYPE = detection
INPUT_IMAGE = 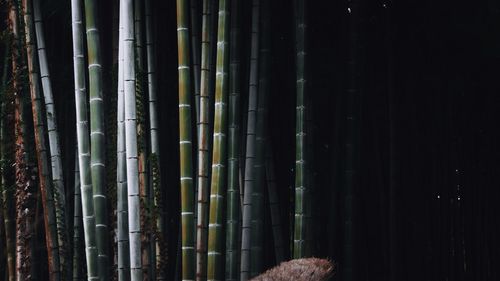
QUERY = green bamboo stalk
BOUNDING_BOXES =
[133,0,152,278]
[72,149,84,281]
[265,147,284,263]
[225,0,241,279]
[240,1,259,280]
[144,0,167,278]
[195,0,214,279]
[122,0,143,280]
[190,0,201,129]
[83,1,109,278]
[117,2,131,280]
[293,0,311,259]
[1,17,15,281]
[250,1,270,275]
[176,0,196,280]
[206,0,230,280]
[32,1,69,276]
[21,0,61,280]
[70,0,99,279]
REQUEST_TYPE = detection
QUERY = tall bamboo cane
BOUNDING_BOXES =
[250,1,270,275]
[32,1,69,276]
[206,0,230,280]
[240,1,259,280]
[83,1,109,278]
[176,0,196,280]
[144,0,167,278]
[117,2,131,280]
[225,0,241,279]
[265,147,284,263]
[122,0,143,280]
[21,0,61,280]
[293,0,311,258]
[195,0,214,279]
[70,0,99,279]
[72,149,84,281]
[190,0,201,129]
[1,19,15,281]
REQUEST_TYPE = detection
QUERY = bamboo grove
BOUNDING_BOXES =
[1,0,500,281]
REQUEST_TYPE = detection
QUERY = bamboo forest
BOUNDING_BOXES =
[0,0,499,280]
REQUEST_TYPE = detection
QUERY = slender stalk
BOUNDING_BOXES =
[133,0,152,278]
[1,16,15,281]
[72,150,84,281]
[206,0,230,280]
[32,1,68,276]
[265,147,284,263]
[70,0,99,279]
[250,1,270,275]
[176,0,196,279]
[21,0,61,280]
[83,1,109,278]
[225,0,241,279]
[117,2,131,280]
[195,0,214,279]
[240,1,259,280]
[122,0,143,280]
[190,0,201,129]
[293,0,310,258]
[144,0,167,278]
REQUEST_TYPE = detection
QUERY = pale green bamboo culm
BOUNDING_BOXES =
[121,0,143,280]
[117,1,131,280]
[225,0,241,279]
[32,1,68,277]
[83,0,109,278]
[176,0,196,280]
[21,0,61,280]
[207,0,231,280]
[70,0,99,279]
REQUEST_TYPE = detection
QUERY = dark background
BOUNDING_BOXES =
[3,0,500,280]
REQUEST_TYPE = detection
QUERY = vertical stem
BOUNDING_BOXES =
[176,0,196,280]
[190,0,201,130]
[240,1,259,280]
[196,0,213,279]
[293,0,310,259]
[70,0,99,279]
[206,0,230,280]
[32,1,68,276]
[72,149,84,281]
[83,0,109,278]
[122,0,143,280]
[21,0,61,280]
[225,0,241,279]
[117,1,131,280]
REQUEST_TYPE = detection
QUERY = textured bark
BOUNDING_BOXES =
[250,258,334,281]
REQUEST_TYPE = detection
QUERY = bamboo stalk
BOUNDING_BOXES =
[70,0,99,279]
[206,0,230,280]
[21,0,61,280]
[225,0,241,279]
[117,1,131,279]
[121,0,143,280]
[1,16,15,281]
[83,1,109,278]
[72,149,84,281]
[240,1,260,280]
[32,1,69,276]
[176,0,196,279]
[195,0,214,279]
[190,0,201,130]
[293,0,311,259]
[144,0,167,278]
[265,147,285,263]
